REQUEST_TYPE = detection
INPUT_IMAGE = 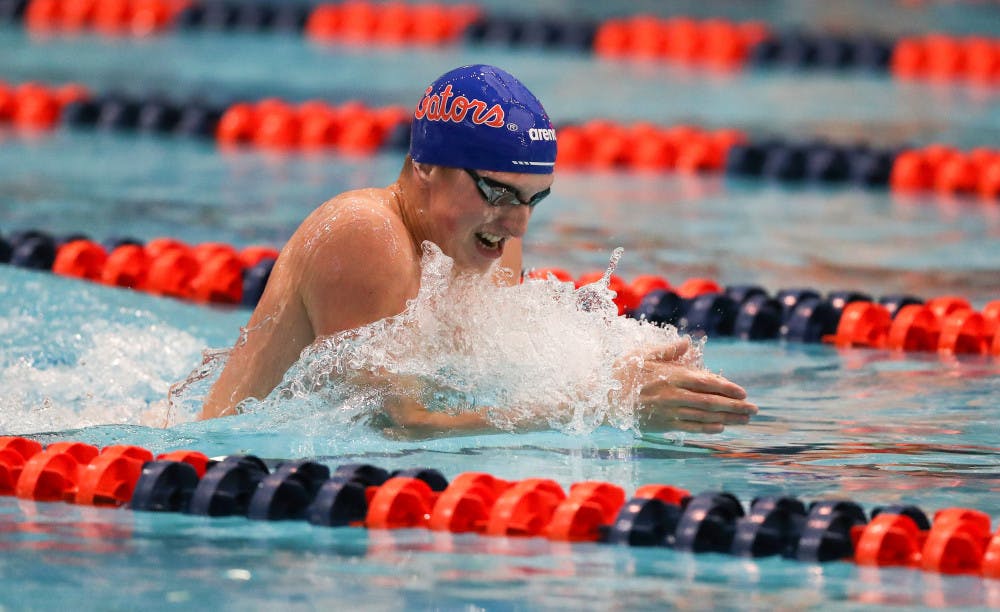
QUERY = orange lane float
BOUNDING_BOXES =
[216,98,410,154]
[555,121,747,173]
[891,33,1000,84]
[0,81,90,130]
[305,1,479,46]
[593,16,770,69]
[890,145,1000,201]
[24,0,189,36]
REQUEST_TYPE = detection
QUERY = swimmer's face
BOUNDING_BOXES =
[421,165,554,272]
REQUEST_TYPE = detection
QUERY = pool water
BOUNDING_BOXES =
[2,1,1000,609]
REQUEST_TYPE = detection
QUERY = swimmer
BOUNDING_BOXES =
[201,64,757,434]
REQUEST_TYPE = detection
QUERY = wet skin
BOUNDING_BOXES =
[201,157,757,435]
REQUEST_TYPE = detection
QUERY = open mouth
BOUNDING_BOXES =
[476,231,505,251]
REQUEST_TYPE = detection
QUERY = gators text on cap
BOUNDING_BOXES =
[409,64,557,174]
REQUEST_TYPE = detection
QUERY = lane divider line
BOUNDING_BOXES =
[2,436,999,581]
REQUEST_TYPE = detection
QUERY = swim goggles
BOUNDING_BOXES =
[464,168,551,209]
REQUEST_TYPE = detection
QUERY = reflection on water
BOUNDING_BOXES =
[3,494,995,610]
[0,501,133,558]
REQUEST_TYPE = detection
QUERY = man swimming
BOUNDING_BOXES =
[201,64,757,434]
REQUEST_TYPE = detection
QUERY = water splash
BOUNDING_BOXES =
[226,243,702,436]
[0,320,205,434]
[575,246,623,314]
[1,245,705,441]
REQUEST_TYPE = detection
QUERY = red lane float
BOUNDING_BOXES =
[890,145,1000,200]
[366,477,437,529]
[545,481,626,542]
[825,302,893,348]
[155,450,210,477]
[238,246,281,269]
[53,240,109,280]
[216,98,410,153]
[0,81,91,130]
[887,304,940,352]
[856,512,926,567]
[305,2,479,46]
[25,0,190,37]
[921,509,992,575]
[984,529,1000,579]
[101,244,150,288]
[556,121,746,173]
[854,507,994,574]
[15,442,100,502]
[819,300,994,355]
[675,278,723,299]
[0,437,45,495]
[891,34,1000,85]
[429,472,511,533]
[485,478,566,537]
[629,275,672,300]
[634,484,691,505]
[938,310,989,355]
[76,445,154,506]
[593,16,770,69]
[47,237,278,306]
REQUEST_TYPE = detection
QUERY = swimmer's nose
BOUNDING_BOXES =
[499,202,532,238]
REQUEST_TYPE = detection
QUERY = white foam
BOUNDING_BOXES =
[226,243,703,435]
[3,244,705,439]
[0,320,205,434]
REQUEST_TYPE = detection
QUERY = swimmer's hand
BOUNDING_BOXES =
[628,339,758,434]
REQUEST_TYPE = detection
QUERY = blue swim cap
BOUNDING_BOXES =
[409,64,557,174]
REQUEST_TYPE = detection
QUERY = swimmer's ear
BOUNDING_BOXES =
[411,160,433,183]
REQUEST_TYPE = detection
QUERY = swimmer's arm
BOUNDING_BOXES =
[381,395,496,437]
[340,367,503,436]
[201,256,315,419]
[379,339,757,437]
[379,368,756,437]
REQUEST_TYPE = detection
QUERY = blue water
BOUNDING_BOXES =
[2,2,1000,610]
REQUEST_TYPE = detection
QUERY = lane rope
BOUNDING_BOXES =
[4,1,999,86]
[1,436,999,581]
[3,80,1000,200]
[1,229,998,356]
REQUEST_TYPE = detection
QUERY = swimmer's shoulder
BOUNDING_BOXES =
[301,187,408,239]
[289,186,406,244]
[295,187,420,331]
[291,186,418,282]
[320,186,401,215]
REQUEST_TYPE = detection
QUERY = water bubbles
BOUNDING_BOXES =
[0,321,205,434]
[1,243,705,442]
[241,243,701,436]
